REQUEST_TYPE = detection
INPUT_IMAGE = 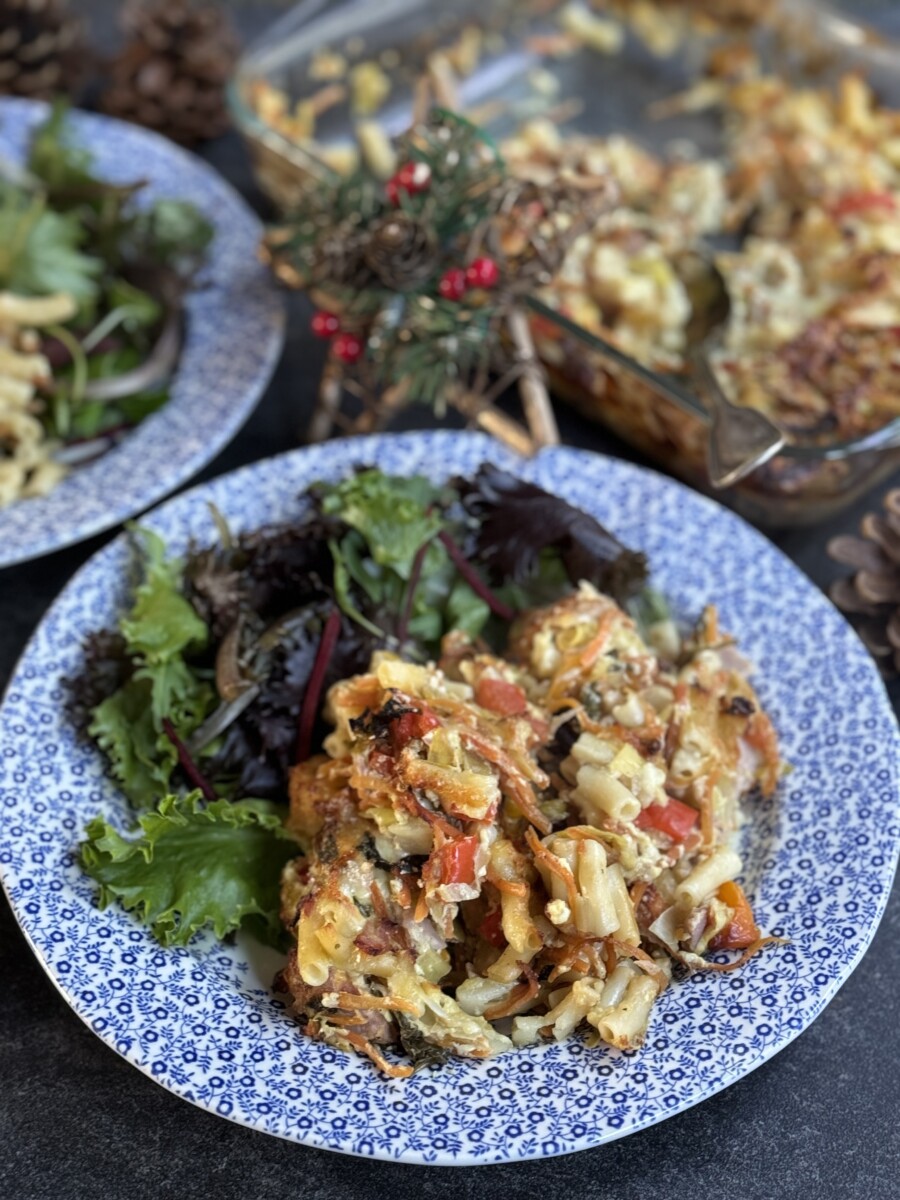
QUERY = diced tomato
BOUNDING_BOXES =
[709,881,760,951]
[830,190,897,219]
[433,835,480,886]
[475,677,528,716]
[390,707,440,751]
[478,907,507,948]
[635,796,699,842]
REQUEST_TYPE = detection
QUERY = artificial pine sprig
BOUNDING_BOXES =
[262,106,617,447]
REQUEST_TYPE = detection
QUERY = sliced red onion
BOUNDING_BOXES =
[82,309,182,403]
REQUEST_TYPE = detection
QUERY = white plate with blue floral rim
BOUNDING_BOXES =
[1,431,898,1165]
[0,98,285,568]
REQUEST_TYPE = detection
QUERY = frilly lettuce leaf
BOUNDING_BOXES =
[320,469,446,579]
[80,793,299,948]
[88,527,214,808]
[120,528,208,665]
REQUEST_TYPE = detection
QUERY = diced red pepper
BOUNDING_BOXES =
[433,835,480,886]
[478,906,507,949]
[390,707,440,751]
[830,190,897,219]
[635,796,699,842]
[475,677,528,716]
[709,881,760,951]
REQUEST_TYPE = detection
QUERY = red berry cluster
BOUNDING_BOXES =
[386,161,432,205]
[438,256,500,302]
[311,310,364,363]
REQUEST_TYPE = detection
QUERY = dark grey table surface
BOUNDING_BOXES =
[2,3,900,1198]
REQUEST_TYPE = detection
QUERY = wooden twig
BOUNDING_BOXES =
[506,306,559,447]
[352,380,410,433]
[453,390,535,457]
[308,359,344,442]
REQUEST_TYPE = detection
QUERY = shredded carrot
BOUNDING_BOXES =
[699,936,788,972]
[321,1012,368,1027]
[491,878,528,898]
[577,611,617,670]
[746,710,781,795]
[525,826,579,913]
[484,965,540,1020]
[370,881,389,920]
[397,790,460,838]
[392,876,412,909]
[629,881,649,910]
[561,826,607,843]
[414,884,428,923]
[541,942,592,980]
[334,992,419,1015]
[345,1032,415,1079]
[608,938,668,991]
[463,731,551,833]
[702,606,720,646]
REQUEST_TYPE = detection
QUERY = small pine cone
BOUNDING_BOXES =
[0,0,88,100]
[828,488,900,677]
[315,220,377,290]
[364,212,439,291]
[495,176,618,290]
[101,0,239,147]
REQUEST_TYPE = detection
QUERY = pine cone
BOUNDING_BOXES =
[828,488,900,677]
[0,0,87,100]
[364,212,439,291]
[100,0,238,147]
[315,219,376,290]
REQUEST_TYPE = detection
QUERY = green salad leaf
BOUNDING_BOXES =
[128,198,214,269]
[320,470,489,646]
[88,528,215,808]
[80,793,299,948]
[320,469,446,579]
[27,98,99,198]
[120,528,208,666]
[0,190,103,305]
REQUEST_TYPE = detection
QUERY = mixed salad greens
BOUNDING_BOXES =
[75,466,654,948]
[0,102,212,453]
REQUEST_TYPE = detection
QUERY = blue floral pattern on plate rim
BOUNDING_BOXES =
[1,431,898,1166]
[0,98,285,568]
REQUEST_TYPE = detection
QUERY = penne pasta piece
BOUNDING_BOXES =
[676,846,743,909]
[573,762,641,822]
[589,974,660,1049]
[608,862,640,946]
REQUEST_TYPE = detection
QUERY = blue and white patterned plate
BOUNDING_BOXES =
[1,432,898,1164]
[0,99,284,568]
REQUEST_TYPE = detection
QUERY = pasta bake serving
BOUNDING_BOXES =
[280,589,778,1074]
[74,465,783,1076]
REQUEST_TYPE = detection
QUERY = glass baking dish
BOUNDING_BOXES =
[228,0,900,527]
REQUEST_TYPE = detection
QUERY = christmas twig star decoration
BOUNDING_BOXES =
[261,107,617,453]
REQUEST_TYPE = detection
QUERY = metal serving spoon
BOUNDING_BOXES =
[529,251,786,490]
[675,249,786,489]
